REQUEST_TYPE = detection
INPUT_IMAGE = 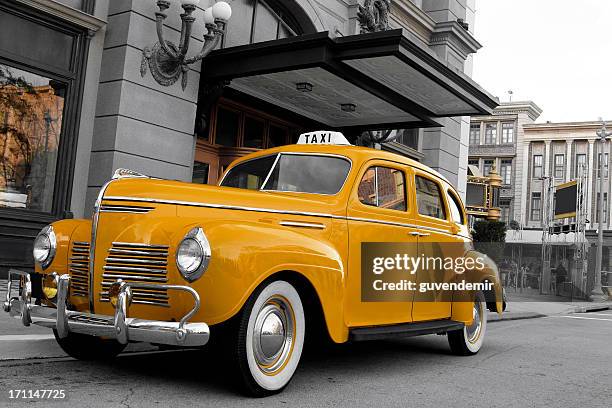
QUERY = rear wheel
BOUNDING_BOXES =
[53,330,126,360]
[448,291,487,355]
[230,280,305,397]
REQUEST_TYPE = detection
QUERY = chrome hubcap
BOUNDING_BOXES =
[466,300,483,344]
[253,296,295,374]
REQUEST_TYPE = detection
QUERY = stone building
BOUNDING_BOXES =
[0,0,497,273]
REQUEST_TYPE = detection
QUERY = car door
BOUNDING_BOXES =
[345,160,421,327]
[410,171,455,322]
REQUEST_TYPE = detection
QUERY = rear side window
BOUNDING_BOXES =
[447,191,465,225]
[358,167,406,211]
[415,176,446,219]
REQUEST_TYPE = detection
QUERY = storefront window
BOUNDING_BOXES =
[192,162,210,184]
[243,116,265,148]
[0,65,65,213]
[215,107,240,146]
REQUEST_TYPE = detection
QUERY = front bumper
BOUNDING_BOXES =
[3,269,210,347]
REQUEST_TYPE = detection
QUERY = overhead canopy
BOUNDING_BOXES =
[201,29,498,132]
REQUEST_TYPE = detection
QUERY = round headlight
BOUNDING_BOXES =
[33,225,56,269]
[176,227,211,282]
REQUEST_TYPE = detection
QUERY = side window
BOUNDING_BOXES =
[358,167,406,211]
[415,176,447,220]
[447,191,465,225]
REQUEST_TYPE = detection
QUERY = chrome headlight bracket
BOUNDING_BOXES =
[176,227,211,282]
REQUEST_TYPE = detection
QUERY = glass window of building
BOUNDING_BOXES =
[500,159,512,185]
[531,192,541,221]
[596,193,608,223]
[192,162,210,184]
[484,123,497,145]
[415,176,446,219]
[501,123,514,143]
[597,153,609,178]
[499,199,511,223]
[0,65,66,213]
[554,154,565,179]
[501,123,514,144]
[533,155,543,179]
[575,153,587,177]
[469,124,480,146]
[483,159,494,176]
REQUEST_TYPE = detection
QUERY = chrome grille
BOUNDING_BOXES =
[100,242,170,307]
[70,242,90,297]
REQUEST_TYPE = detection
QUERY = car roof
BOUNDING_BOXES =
[232,144,453,188]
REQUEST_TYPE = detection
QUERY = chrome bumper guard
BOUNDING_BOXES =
[3,269,210,347]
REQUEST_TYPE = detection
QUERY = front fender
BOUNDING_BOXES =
[188,218,348,343]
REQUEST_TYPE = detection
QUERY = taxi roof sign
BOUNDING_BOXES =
[297,131,352,146]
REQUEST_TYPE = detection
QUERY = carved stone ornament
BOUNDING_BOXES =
[357,0,392,34]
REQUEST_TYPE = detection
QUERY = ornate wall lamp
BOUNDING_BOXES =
[141,0,232,90]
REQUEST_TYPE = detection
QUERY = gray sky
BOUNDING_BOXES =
[471,0,612,123]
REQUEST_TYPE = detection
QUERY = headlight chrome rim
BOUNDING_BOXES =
[33,225,57,269]
[176,227,211,282]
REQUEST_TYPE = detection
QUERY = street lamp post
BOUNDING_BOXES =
[592,121,612,301]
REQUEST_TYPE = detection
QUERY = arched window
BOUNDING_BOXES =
[223,0,313,47]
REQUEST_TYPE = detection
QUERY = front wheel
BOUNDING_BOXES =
[231,280,305,397]
[448,290,487,355]
[53,330,126,360]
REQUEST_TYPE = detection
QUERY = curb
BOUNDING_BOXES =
[488,303,612,323]
[488,312,546,323]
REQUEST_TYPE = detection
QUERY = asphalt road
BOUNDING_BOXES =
[1,311,611,408]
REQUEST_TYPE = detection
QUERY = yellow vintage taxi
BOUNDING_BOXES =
[4,131,502,396]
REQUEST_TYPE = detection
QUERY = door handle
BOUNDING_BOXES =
[409,231,430,237]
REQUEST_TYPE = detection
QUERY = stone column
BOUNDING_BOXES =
[565,139,572,182]
[587,140,595,223]
[544,140,552,177]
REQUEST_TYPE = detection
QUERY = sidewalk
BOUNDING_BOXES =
[489,288,612,322]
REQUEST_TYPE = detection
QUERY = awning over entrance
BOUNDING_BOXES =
[201,29,498,132]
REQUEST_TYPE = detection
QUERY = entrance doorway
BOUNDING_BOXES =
[193,97,308,185]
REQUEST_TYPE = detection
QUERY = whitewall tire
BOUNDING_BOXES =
[448,290,487,355]
[233,280,305,396]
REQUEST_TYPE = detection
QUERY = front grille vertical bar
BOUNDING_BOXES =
[89,180,114,312]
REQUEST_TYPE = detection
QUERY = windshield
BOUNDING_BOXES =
[221,154,351,195]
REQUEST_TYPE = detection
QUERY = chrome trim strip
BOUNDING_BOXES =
[105,257,167,266]
[101,273,168,282]
[109,249,168,257]
[260,153,281,189]
[280,221,326,230]
[102,196,454,236]
[103,265,166,274]
[111,242,169,250]
[90,180,115,312]
[104,196,343,219]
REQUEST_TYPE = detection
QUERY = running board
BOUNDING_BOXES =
[349,320,465,342]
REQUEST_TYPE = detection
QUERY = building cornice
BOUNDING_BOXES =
[523,120,612,132]
[492,101,543,121]
[430,21,482,59]
[15,0,106,33]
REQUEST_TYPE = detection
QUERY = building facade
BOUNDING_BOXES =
[0,0,497,274]
[468,101,542,224]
